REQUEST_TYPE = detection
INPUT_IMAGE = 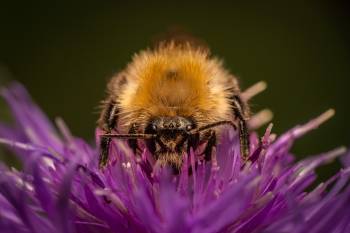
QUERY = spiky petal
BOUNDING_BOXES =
[0,83,349,233]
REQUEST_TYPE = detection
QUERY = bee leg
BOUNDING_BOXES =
[186,132,200,175]
[231,95,250,161]
[203,130,216,161]
[99,101,119,168]
[127,123,141,155]
[187,132,200,154]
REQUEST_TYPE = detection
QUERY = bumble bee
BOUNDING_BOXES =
[98,40,250,170]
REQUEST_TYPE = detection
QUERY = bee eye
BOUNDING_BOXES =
[152,124,157,131]
[186,125,192,131]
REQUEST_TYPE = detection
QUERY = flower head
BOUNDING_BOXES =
[0,83,349,233]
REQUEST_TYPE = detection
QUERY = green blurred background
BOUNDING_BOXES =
[0,1,349,178]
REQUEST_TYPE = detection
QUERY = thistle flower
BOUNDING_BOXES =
[0,83,349,233]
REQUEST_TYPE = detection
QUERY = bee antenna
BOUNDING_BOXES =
[189,120,237,135]
[100,133,156,140]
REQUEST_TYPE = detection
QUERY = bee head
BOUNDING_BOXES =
[144,116,198,168]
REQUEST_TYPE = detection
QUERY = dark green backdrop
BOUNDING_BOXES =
[0,1,349,178]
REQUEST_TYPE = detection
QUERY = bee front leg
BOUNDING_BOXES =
[98,101,119,168]
[202,130,216,161]
[127,123,141,155]
[231,95,250,161]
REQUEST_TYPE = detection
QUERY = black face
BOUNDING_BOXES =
[144,116,199,167]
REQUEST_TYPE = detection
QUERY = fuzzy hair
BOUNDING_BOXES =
[105,42,244,132]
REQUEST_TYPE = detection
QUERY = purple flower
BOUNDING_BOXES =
[0,82,349,233]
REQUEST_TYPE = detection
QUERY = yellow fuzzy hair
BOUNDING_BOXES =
[109,42,241,131]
